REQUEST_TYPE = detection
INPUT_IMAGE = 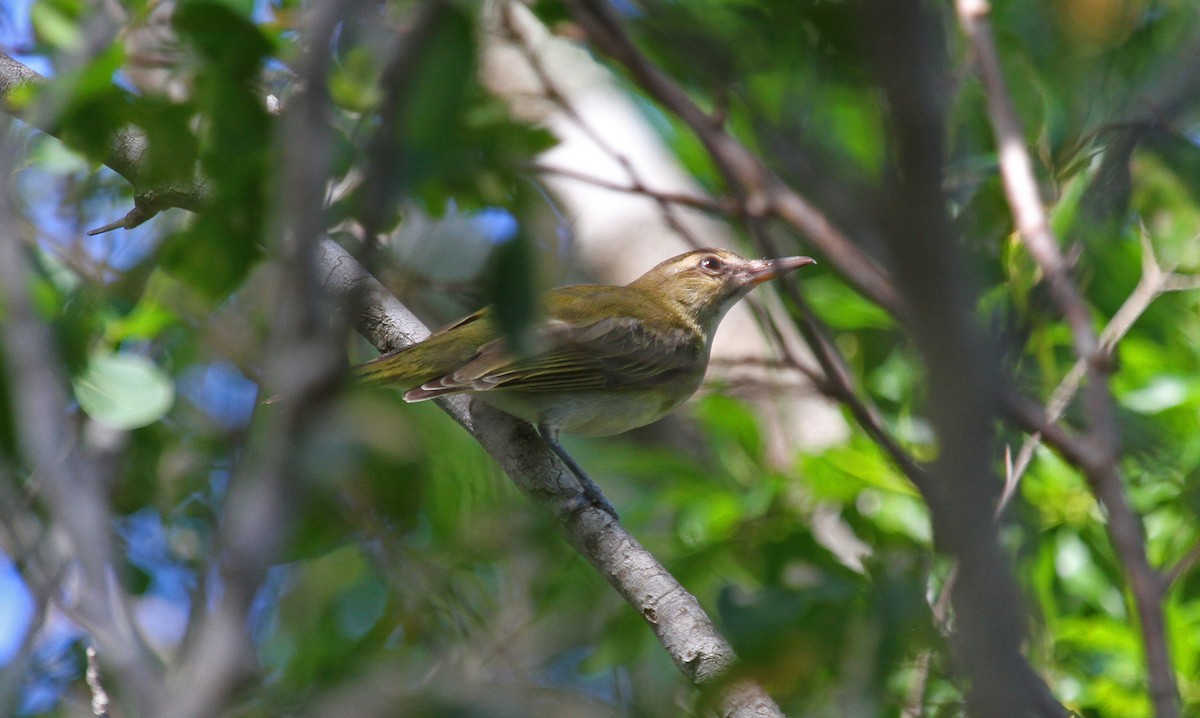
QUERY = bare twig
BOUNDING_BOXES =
[162,3,350,716]
[766,248,932,494]
[85,645,111,718]
[1163,541,1200,589]
[562,0,904,316]
[1007,230,1200,493]
[955,0,1098,366]
[0,119,163,715]
[499,2,709,249]
[956,3,1180,714]
[531,161,734,214]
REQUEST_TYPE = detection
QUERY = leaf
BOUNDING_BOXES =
[486,231,538,356]
[1119,376,1191,414]
[74,352,175,430]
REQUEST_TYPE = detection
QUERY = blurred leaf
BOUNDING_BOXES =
[130,96,201,187]
[330,45,382,114]
[157,0,273,298]
[42,45,130,163]
[74,352,175,430]
[691,394,763,464]
[805,274,894,331]
[30,0,82,48]
[1119,375,1191,414]
[486,232,538,356]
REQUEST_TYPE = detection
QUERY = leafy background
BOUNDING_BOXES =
[0,0,1198,716]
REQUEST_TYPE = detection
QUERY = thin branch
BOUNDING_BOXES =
[1163,541,1200,589]
[531,161,734,214]
[955,0,1098,365]
[499,2,709,249]
[85,645,111,718]
[956,4,1180,714]
[0,123,163,714]
[162,2,350,716]
[562,0,904,317]
[1007,230,1200,493]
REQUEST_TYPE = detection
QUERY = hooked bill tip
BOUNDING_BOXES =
[747,255,816,284]
[773,256,817,271]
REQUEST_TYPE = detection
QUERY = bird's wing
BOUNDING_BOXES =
[404,315,702,401]
[353,306,493,387]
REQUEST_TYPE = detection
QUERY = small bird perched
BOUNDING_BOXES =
[356,248,815,516]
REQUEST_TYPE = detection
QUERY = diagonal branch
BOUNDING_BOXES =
[563,0,904,317]
[955,3,1180,715]
[1007,230,1200,494]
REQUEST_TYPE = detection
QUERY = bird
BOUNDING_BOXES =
[355,247,816,517]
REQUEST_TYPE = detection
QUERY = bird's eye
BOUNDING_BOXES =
[699,255,723,274]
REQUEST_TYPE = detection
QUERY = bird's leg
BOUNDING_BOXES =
[537,423,619,520]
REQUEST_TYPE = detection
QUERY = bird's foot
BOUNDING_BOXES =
[573,475,619,521]
[538,424,619,520]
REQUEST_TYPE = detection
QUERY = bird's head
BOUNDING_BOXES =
[629,248,816,330]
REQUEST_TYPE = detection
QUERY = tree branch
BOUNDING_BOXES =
[955,3,1179,715]
[864,2,1065,716]
[159,2,350,716]
[0,121,162,716]
[531,161,734,214]
[563,0,904,317]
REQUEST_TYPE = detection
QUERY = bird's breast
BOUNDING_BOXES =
[479,370,704,438]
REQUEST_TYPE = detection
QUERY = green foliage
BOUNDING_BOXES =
[7,0,1200,716]
[157,1,273,298]
[73,351,175,430]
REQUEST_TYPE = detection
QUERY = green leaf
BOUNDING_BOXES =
[43,45,130,163]
[486,233,538,356]
[1119,376,1191,414]
[74,352,175,430]
[805,274,894,331]
[30,0,83,49]
[159,223,262,300]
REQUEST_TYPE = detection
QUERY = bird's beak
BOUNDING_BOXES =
[743,255,817,286]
